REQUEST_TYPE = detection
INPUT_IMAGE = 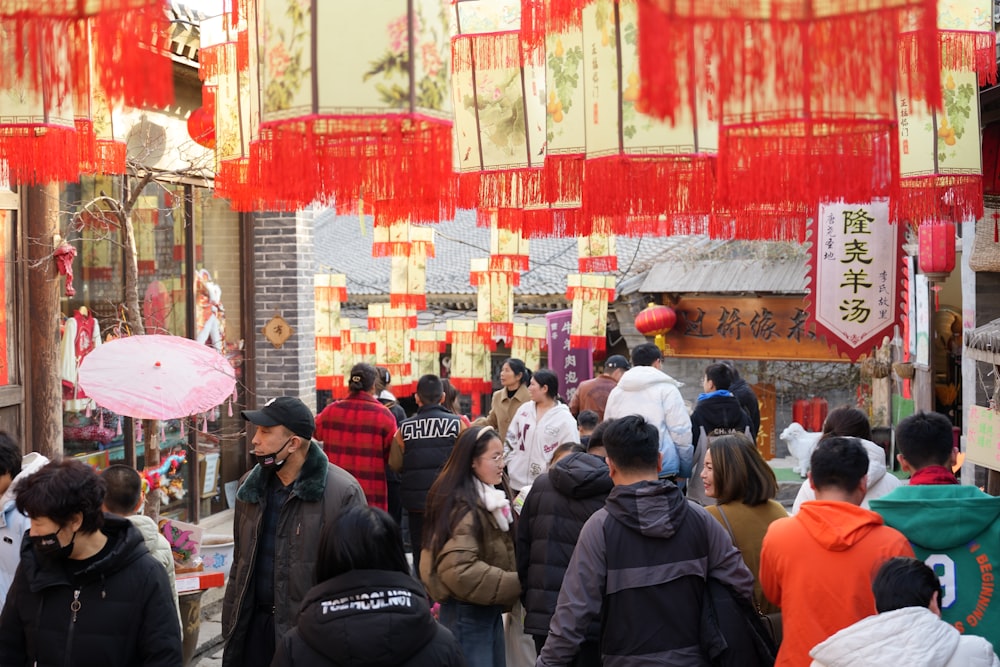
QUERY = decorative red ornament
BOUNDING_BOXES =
[187,106,215,149]
[918,221,956,282]
[634,303,676,337]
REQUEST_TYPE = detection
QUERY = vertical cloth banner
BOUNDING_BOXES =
[545,309,594,404]
[808,200,903,361]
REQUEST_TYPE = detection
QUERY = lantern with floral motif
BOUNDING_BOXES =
[447,319,493,396]
[368,303,416,396]
[567,274,615,351]
[411,329,446,378]
[314,274,347,391]
[255,0,454,222]
[390,226,434,310]
[471,258,516,346]
[510,322,546,373]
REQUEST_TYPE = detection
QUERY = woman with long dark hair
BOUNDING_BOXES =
[420,427,520,667]
[477,358,532,443]
[272,505,464,666]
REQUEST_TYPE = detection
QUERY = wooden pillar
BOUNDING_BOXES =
[25,185,62,458]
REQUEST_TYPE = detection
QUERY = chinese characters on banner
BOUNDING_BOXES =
[661,296,845,362]
[966,405,1000,471]
[545,309,593,403]
[810,201,902,360]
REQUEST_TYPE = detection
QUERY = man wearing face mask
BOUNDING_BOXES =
[0,458,181,667]
[223,396,366,667]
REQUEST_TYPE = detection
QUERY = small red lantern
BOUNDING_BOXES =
[187,106,216,150]
[634,303,677,337]
[918,222,956,282]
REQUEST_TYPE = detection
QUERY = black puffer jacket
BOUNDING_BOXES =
[0,514,181,667]
[515,452,612,638]
[271,569,465,667]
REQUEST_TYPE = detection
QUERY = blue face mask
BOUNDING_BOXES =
[254,436,293,470]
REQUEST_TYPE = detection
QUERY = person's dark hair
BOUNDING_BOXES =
[577,410,599,432]
[348,363,378,394]
[504,358,531,387]
[551,442,586,465]
[704,362,735,391]
[316,505,409,581]
[722,361,742,381]
[895,411,954,469]
[873,557,941,613]
[603,415,659,473]
[587,420,611,453]
[100,465,142,516]
[707,433,778,505]
[424,427,506,557]
[0,432,21,479]
[17,459,106,533]
[810,437,869,493]
[416,374,444,406]
[532,369,560,402]
[630,343,662,367]
[821,406,873,442]
[374,366,392,392]
[442,378,463,415]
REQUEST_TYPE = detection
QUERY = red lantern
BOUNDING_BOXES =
[187,106,216,150]
[918,222,956,282]
[634,303,677,337]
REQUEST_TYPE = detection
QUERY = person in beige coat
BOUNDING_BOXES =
[475,358,532,443]
[421,426,520,667]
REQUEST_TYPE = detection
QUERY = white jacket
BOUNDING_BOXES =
[0,452,49,609]
[810,606,1000,667]
[604,366,692,477]
[792,438,902,514]
[504,401,577,492]
[128,514,182,631]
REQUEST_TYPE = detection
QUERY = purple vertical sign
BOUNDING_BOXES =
[545,309,594,404]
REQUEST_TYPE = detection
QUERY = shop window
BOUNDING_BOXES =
[58,177,245,521]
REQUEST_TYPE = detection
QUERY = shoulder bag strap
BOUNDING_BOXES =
[716,504,737,544]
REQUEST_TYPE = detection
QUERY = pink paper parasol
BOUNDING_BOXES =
[78,335,237,420]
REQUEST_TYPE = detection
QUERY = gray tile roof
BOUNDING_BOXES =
[313,208,721,299]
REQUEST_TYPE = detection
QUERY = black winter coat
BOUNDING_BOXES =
[0,514,182,667]
[271,569,466,667]
[515,452,612,638]
[690,394,753,442]
[729,378,761,439]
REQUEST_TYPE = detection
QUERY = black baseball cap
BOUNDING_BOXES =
[605,355,631,371]
[242,396,315,441]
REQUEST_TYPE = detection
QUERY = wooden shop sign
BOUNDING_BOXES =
[661,296,848,362]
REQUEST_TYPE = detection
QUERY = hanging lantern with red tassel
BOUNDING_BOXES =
[188,86,216,150]
[634,302,677,337]
[315,274,348,391]
[918,221,957,282]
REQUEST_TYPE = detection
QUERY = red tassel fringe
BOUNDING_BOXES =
[579,256,618,273]
[92,8,174,108]
[390,293,427,310]
[199,42,239,82]
[891,175,984,227]
[939,30,997,86]
[570,335,606,352]
[452,31,523,72]
[76,118,96,173]
[716,119,897,212]
[0,124,79,184]
[94,140,126,175]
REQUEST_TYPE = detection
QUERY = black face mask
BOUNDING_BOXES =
[31,529,76,560]
[255,436,293,470]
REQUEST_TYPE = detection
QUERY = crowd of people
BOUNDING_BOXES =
[0,347,993,667]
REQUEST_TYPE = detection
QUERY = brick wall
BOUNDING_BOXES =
[251,209,317,412]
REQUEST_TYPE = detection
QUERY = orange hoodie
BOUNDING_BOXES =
[759,501,914,667]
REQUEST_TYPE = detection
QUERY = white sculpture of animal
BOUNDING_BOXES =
[780,422,823,478]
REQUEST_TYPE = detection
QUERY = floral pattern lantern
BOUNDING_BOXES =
[510,322,546,373]
[368,303,417,395]
[567,273,616,351]
[410,329,446,379]
[471,257,516,347]
[314,274,347,392]
[256,0,454,222]
[447,319,492,396]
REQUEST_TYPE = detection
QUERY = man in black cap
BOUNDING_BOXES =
[222,396,366,667]
[569,355,630,421]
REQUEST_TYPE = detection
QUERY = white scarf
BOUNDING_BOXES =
[474,478,513,532]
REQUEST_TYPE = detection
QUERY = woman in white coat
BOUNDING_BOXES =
[791,406,900,513]
[810,557,999,667]
[504,369,578,496]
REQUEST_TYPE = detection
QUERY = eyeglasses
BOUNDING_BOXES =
[483,453,504,464]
